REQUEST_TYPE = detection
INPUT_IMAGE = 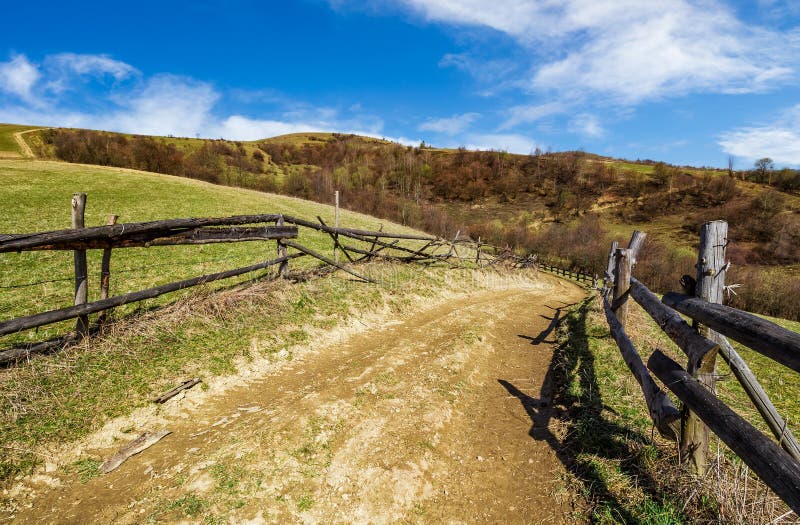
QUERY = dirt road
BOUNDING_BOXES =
[7,274,586,524]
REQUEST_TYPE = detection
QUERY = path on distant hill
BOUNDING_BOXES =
[13,129,40,158]
[6,274,586,524]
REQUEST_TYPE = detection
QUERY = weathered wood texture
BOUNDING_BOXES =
[97,214,119,325]
[153,378,202,404]
[281,215,436,241]
[604,241,619,288]
[101,430,171,473]
[276,215,289,278]
[648,350,800,512]
[629,278,718,369]
[71,193,89,337]
[681,220,727,475]
[603,297,680,439]
[0,214,286,252]
[0,253,304,337]
[662,292,800,374]
[282,240,376,284]
[612,249,632,330]
[3,226,297,251]
[627,230,647,265]
[717,336,800,461]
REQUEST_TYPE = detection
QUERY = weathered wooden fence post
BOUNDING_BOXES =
[334,190,340,264]
[97,214,118,325]
[612,248,632,330]
[604,241,619,294]
[681,220,727,475]
[72,193,89,337]
[276,215,289,278]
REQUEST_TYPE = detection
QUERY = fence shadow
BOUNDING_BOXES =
[499,298,666,522]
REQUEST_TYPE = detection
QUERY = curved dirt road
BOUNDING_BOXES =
[8,274,586,524]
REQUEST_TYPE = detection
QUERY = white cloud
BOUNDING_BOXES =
[499,102,565,130]
[419,112,479,135]
[391,0,799,104]
[718,104,800,166]
[568,113,604,138]
[463,132,539,154]
[47,53,138,81]
[0,54,41,103]
[0,54,388,142]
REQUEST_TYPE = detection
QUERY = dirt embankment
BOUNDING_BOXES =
[4,273,586,524]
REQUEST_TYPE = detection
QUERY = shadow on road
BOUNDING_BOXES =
[500,298,666,523]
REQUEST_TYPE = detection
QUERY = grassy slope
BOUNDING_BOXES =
[0,124,39,157]
[0,159,421,343]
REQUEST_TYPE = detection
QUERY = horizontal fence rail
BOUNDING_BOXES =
[648,350,800,511]
[1,192,557,365]
[597,224,800,513]
[662,292,800,374]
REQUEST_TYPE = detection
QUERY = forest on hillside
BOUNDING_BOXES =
[34,128,800,319]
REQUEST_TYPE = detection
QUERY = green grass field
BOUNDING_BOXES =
[0,124,39,156]
[0,159,424,344]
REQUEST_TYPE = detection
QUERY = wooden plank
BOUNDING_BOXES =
[6,225,298,251]
[0,214,285,252]
[717,336,800,461]
[627,230,647,265]
[612,249,632,330]
[603,296,681,439]
[681,220,727,475]
[283,240,377,284]
[71,193,89,337]
[101,430,171,473]
[276,216,288,279]
[153,378,202,404]
[629,278,718,369]
[0,253,305,338]
[317,216,355,263]
[662,293,800,374]
[97,214,119,325]
[648,350,800,512]
[281,215,436,241]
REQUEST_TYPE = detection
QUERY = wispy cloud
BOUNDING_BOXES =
[0,54,41,104]
[499,102,566,130]
[383,0,799,104]
[0,52,388,141]
[568,113,604,138]
[463,132,539,154]
[718,104,800,166]
[419,112,479,135]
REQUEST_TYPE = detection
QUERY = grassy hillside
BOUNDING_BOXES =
[0,124,39,158]
[0,159,422,344]
[14,125,800,319]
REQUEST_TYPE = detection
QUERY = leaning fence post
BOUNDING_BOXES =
[276,215,289,278]
[72,193,89,337]
[97,214,118,326]
[681,220,727,475]
[612,248,632,330]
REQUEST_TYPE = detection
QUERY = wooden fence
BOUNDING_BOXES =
[600,222,800,512]
[0,193,548,365]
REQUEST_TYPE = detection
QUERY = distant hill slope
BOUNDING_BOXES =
[6,123,800,319]
[0,124,41,158]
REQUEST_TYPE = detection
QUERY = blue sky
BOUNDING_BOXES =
[1,0,799,167]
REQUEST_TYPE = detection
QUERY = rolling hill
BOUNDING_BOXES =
[4,123,800,319]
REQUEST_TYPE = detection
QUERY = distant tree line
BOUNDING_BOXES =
[36,128,800,320]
